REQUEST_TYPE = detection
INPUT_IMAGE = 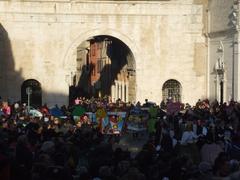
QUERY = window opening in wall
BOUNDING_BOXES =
[162,79,182,102]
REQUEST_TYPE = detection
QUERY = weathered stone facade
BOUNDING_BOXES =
[0,0,208,106]
[208,0,239,103]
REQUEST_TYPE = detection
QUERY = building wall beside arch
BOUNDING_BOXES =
[0,0,208,106]
[208,0,237,102]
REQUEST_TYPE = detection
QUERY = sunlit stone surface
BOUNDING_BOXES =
[0,0,208,105]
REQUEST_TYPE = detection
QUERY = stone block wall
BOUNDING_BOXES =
[0,0,207,105]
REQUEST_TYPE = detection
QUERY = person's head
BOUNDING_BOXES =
[185,123,193,132]
[45,166,69,180]
[17,134,29,146]
[54,153,65,166]
[76,166,89,179]
[117,160,130,176]
[229,159,239,173]
[76,121,82,128]
[121,167,146,180]
[206,132,214,143]
[98,165,112,179]
[198,161,212,175]
[40,141,55,155]
[54,118,60,125]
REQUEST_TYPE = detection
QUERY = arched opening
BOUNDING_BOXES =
[162,79,182,102]
[69,35,136,104]
[21,79,42,107]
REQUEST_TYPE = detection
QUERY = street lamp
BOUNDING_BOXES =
[214,41,225,104]
[65,71,76,86]
[26,86,32,114]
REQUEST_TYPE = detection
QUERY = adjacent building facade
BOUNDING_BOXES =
[208,0,239,104]
[1,0,238,106]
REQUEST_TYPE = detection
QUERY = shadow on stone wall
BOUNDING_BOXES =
[0,23,24,101]
[0,25,137,106]
[0,23,69,107]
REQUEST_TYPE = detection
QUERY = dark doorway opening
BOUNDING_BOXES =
[220,81,224,104]
[69,35,136,104]
[21,79,42,107]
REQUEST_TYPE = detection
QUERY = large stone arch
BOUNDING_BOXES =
[62,28,141,101]
[62,28,140,72]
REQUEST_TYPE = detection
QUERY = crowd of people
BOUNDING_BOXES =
[0,96,240,180]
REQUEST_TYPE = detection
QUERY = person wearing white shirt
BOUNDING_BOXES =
[181,124,198,145]
[180,123,200,164]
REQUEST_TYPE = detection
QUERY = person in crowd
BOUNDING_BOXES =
[200,132,223,165]
[1,97,240,180]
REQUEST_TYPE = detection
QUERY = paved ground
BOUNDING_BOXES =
[112,130,149,158]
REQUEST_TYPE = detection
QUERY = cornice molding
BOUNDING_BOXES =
[208,29,237,38]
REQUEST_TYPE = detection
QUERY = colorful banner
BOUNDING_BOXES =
[126,112,148,132]
[85,112,127,134]
[167,102,182,115]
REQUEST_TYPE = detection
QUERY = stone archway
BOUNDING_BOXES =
[63,29,139,103]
